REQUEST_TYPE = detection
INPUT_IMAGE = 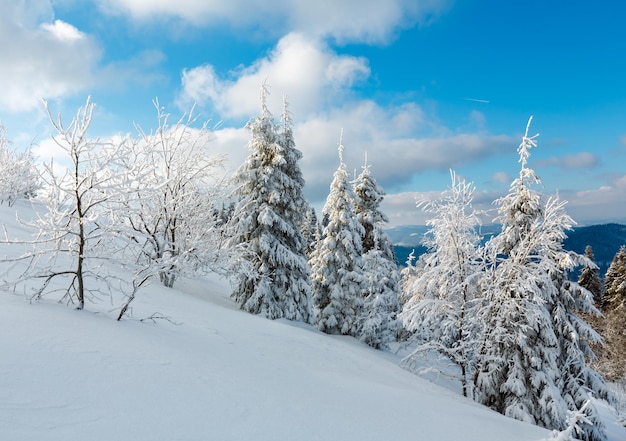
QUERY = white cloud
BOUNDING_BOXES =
[179,32,370,120]
[561,175,626,224]
[0,1,101,112]
[203,95,515,211]
[533,152,599,170]
[491,171,510,185]
[382,192,429,226]
[97,0,451,43]
[178,32,514,207]
[469,110,486,129]
[40,19,84,41]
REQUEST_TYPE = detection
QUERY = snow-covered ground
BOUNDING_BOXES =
[1,201,625,441]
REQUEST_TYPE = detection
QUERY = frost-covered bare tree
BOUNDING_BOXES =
[401,171,484,397]
[228,87,311,322]
[310,137,366,335]
[353,158,400,349]
[474,118,610,441]
[1,97,125,310]
[112,100,230,292]
[0,123,40,206]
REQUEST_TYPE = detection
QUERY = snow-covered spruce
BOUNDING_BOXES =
[310,136,366,335]
[474,117,611,441]
[578,245,603,307]
[353,158,400,349]
[228,85,312,322]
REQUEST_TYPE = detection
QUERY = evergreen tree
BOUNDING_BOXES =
[578,245,603,307]
[401,171,484,397]
[599,245,626,381]
[537,198,611,441]
[354,156,390,256]
[229,85,311,322]
[353,158,400,349]
[301,205,321,259]
[604,245,626,311]
[475,118,609,440]
[310,137,366,335]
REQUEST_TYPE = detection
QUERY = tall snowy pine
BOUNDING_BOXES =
[229,86,311,322]
[475,118,610,441]
[353,158,400,349]
[310,137,366,335]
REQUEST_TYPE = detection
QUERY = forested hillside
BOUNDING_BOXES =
[392,223,626,275]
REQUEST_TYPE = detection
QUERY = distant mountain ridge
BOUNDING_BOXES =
[389,223,626,276]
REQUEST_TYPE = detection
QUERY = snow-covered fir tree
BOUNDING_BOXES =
[229,85,311,322]
[310,137,366,335]
[353,157,400,349]
[474,118,609,441]
[598,245,626,381]
[401,171,484,397]
[475,120,569,431]
[578,245,603,307]
[301,205,321,259]
[535,198,612,441]
[353,155,390,256]
[604,245,626,311]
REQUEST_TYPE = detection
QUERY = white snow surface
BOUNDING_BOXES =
[2,202,625,441]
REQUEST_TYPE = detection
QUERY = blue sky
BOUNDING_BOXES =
[1,0,625,226]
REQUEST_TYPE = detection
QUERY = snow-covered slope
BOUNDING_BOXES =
[1,202,624,441]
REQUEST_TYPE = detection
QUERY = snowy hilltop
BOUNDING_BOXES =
[1,96,626,441]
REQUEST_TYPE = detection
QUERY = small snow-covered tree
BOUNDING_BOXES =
[401,171,484,396]
[0,124,40,206]
[604,245,626,311]
[301,205,321,259]
[598,245,626,381]
[310,137,366,335]
[578,245,603,307]
[548,401,595,441]
[228,86,311,322]
[353,158,400,349]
